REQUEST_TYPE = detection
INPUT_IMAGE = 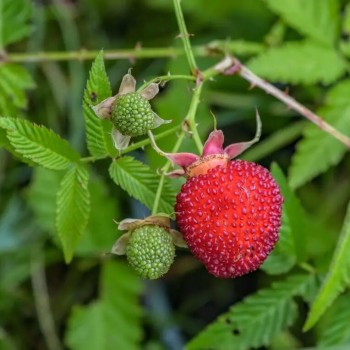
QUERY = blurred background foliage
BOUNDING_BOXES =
[1,0,350,349]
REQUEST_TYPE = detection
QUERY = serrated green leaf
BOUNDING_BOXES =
[187,274,316,350]
[270,163,307,262]
[318,295,350,346]
[76,174,121,255]
[26,167,64,234]
[289,81,350,189]
[263,0,339,45]
[83,51,117,158]
[56,165,90,263]
[0,117,80,169]
[0,0,32,48]
[247,41,346,85]
[109,156,176,213]
[304,200,350,331]
[0,63,35,115]
[65,260,142,350]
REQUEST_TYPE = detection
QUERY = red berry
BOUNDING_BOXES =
[175,160,283,278]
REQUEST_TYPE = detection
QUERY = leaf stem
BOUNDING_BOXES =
[173,0,198,74]
[214,56,350,149]
[152,131,185,215]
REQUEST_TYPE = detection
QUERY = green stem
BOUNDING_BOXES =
[2,40,264,64]
[152,132,185,215]
[186,83,204,153]
[121,124,182,155]
[137,74,195,92]
[173,0,198,74]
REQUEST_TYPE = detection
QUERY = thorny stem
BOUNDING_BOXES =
[173,0,198,74]
[216,56,350,149]
[2,47,185,63]
[1,41,264,64]
[31,248,62,350]
[152,132,186,215]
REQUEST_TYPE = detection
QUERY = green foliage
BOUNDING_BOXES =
[269,163,308,262]
[0,0,32,48]
[289,81,350,189]
[26,167,64,234]
[56,165,90,263]
[83,51,117,158]
[109,156,176,213]
[263,0,339,45]
[2,0,350,348]
[187,274,316,350]
[304,199,350,330]
[0,117,80,170]
[247,41,346,84]
[261,212,296,275]
[65,260,143,350]
[0,63,35,115]
[77,174,121,255]
[318,295,350,346]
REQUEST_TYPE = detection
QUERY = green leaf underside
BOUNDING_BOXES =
[0,0,32,48]
[247,41,346,85]
[270,163,307,263]
[56,166,90,263]
[304,200,350,331]
[263,0,339,46]
[83,51,117,158]
[186,274,316,350]
[0,63,35,115]
[289,81,350,189]
[65,260,142,350]
[318,295,350,346]
[0,117,80,170]
[109,156,176,213]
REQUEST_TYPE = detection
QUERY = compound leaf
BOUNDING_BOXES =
[248,41,346,85]
[187,274,316,350]
[0,117,80,169]
[289,81,350,189]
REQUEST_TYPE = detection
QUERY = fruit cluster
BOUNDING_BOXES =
[103,72,283,280]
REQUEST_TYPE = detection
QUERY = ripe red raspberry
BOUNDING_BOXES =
[153,114,283,278]
[175,160,282,278]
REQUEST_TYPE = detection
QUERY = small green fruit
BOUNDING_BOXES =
[126,225,175,279]
[112,92,154,137]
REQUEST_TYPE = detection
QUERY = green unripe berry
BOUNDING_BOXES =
[126,225,175,279]
[112,93,154,137]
